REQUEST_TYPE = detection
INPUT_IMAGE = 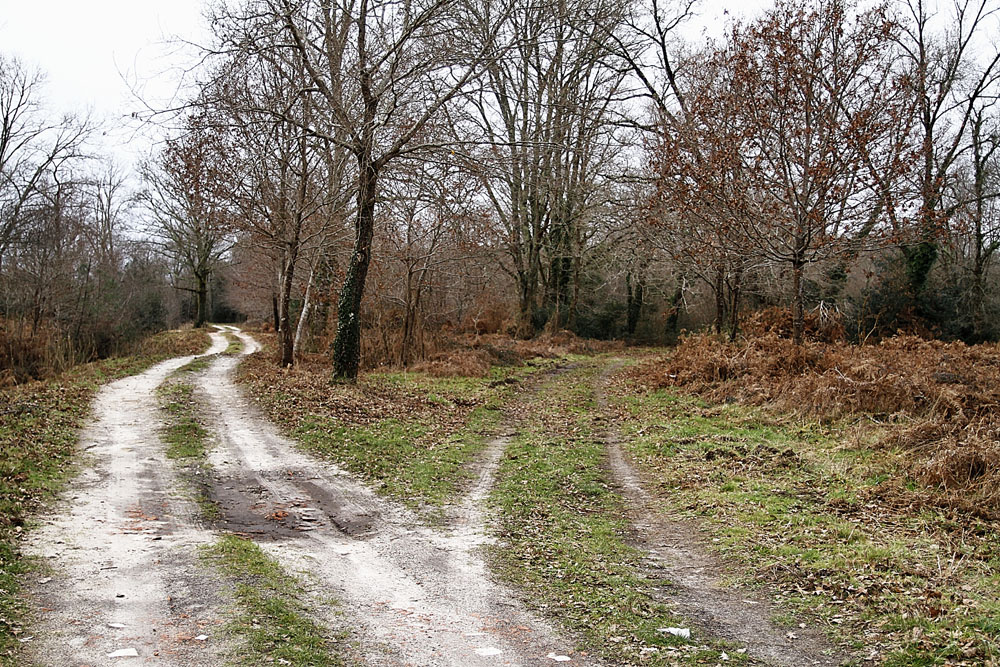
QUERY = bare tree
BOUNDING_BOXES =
[897,0,1000,300]
[949,103,1000,339]
[140,114,233,328]
[457,0,627,337]
[0,54,89,273]
[200,36,353,366]
[653,0,908,343]
[207,0,508,379]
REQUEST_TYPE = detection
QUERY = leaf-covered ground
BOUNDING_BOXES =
[237,337,550,515]
[609,360,1000,666]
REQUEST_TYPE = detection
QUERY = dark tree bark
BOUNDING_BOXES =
[792,260,804,345]
[713,266,726,335]
[625,270,644,336]
[332,158,377,380]
[195,272,210,328]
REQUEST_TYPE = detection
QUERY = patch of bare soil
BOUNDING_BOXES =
[597,365,847,667]
[199,330,599,666]
[21,334,232,666]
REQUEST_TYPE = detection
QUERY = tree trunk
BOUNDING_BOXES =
[904,239,937,300]
[195,273,209,328]
[279,244,299,367]
[271,293,280,332]
[728,266,742,342]
[713,266,726,335]
[970,264,986,342]
[567,251,581,331]
[792,261,804,345]
[517,270,537,339]
[625,271,644,336]
[400,268,417,366]
[332,160,377,381]
[293,263,315,357]
[666,282,683,343]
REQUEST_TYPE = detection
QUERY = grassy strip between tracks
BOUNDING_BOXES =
[156,374,223,521]
[202,535,350,666]
[0,328,212,665]
[239,339,553,520]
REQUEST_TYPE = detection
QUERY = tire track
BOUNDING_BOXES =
[22,333,232,667]
[197,329,598,666]
[596,362,846,666]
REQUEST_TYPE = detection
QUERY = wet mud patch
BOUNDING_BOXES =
[295,479,374,536]
[203,476,307,540]
[200,472,376,541]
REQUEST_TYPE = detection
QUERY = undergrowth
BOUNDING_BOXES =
[632,333,1000,513]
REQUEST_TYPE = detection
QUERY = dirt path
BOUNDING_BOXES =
[596,363,846,666]
[24,330,838,666]
[22,335,232,667]
[197,329,598,666]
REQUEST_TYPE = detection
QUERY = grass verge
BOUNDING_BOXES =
[238,337,549,516]
[489,360,748,665]
[202,535,348,666]
[608,382,1000,665]
[0,328,211,664]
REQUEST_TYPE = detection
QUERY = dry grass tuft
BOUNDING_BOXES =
[410,348,494,378]
[629,330,1000,512]
[399,331,622,378]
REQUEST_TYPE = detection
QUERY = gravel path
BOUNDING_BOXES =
[22,335,232,667]
[197,328,597,666]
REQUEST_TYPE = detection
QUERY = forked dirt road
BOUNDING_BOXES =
[21,328,843,666]
[199,328,594,665]
[21,329,595,666]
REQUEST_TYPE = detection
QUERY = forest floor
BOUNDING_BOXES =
[4,328,996,666]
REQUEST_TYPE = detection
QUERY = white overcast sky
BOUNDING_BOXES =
[0,0,769,168]
[0,0,210,167]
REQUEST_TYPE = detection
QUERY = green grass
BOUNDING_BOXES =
[156,375,224,521]
[0,328,211,665]
[202,535,347,666]
[158,383,210,461]
[287,365,540,517]
[489,361,749,665]
[177,356,213,374]
[223,334,243,356]
[611,384,1000,664]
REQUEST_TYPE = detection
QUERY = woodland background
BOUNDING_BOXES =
[3,0,1000,383]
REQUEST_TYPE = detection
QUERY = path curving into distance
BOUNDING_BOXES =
[197,327,599,666]
[22,334,232,666]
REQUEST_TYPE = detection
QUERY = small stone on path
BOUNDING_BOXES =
[107,648,139,658]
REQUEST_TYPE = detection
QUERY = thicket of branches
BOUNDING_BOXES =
[3,0,999,382]
[0,56,188,384]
